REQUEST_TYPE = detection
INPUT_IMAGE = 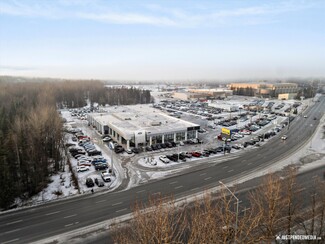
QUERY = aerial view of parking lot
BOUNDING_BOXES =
[1,1,325,243]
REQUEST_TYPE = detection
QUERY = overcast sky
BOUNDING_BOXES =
[0,0,324,81]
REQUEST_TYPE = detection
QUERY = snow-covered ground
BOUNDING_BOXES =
[12,95,321,207]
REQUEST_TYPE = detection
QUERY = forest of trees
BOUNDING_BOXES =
[113,169,325,243]
[0,78,152,209]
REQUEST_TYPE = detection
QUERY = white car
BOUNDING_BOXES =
[101,172,111,182]
[125,149,133,154]
[303,115,308,118]
[103,136,112,142]
[159,155,170,164]
[281,135,287,140]
[77,166,90,172]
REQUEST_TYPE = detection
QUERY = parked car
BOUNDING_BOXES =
[132,147,140,154]
[95,163,108,171]
[191,152,202,157]
[101,172,111,182]
[125,149,133,154]
[159,155,170,164]
[77,165,90,172]
[145,146,153,151]
[102,136,112,142]
[94,178,105,187]
[86,178,94,187]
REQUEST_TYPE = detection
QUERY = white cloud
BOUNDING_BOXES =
[0,0,319,27]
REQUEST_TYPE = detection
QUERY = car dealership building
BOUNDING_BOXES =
[87,105,200,149]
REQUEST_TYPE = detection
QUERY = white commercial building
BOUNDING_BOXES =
[87,105,200,149]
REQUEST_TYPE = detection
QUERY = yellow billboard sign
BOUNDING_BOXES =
[221,128,230,136]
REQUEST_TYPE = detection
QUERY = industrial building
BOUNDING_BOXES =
[229,83,298,98]
[87,105,200,149]
[173,89,233,101]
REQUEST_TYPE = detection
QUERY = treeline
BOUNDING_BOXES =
[0,79,152,209]
[113,169,325,243]
[0,82,64,209]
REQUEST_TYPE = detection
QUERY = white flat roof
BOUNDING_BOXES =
[89,105,199,138]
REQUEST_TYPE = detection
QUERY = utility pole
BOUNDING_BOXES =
[219,181,239,243]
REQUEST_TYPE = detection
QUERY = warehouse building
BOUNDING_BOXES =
[87,105,200,149]
[173,89,233,101]
[229,83,298,98]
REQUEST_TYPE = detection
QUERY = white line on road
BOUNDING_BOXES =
[65,223,74,227]
[136,190,145,193]
[112,202,123,206]
[192,187,199,191]
[95,200,106,203]
[241,160,247,163]
[169,181,178,185]
[200,173,207,176]
[116,208,128,213]
[64,214,77,219]
[2,238,20,244]
[223,166,229,169]
[228,169,234,173]
[175,186,183,189]
[247,162,252,165]
[152,192,161,195]
[45,211,61,216]
[204,177,212,181]
[312,175,318,179]
[5,220,22,225]
[5,228,21,234]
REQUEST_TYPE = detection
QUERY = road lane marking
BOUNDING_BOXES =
[223,166,228,169]
[45,211,61,216]
[169,181,178,185]
[65,223,74,227]
[247,162,252,165]
[112,202,123,206]
[175,186,183,189]
[116,208,128,213]
[312,175,318,179]
[191,187,199,191]
[64,214,77,219]
[2,239,19,244]
[95,200,106,203]
[152,192,161,195]
[5,220,22,225]
[5,228,21,234]
[228,169,234,173]
[200,173,207,176]
[241,160,247,163]
[136,190,145,193]
[204,177,212,181]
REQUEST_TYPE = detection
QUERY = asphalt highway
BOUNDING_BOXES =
[0,96,324,244]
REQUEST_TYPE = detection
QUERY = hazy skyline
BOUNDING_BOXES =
[0,0,325,81]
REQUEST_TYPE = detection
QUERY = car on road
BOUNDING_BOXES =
[94,178,105,187]
[281,135,287,140]
[101,172,111,182]
[159,155,170,164]
[304,115,308,118]
[86,177,94,187]
[77,165,90,172]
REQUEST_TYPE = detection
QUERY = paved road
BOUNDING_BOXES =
[88,164,325,244]
[0,96,324,244]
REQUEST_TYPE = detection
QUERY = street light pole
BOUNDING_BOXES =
[219,181,239,242]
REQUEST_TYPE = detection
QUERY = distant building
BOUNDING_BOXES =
[173,89,233,101]
[87,105,200,149]
[229,83,298,98]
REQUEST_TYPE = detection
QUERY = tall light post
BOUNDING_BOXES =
[219,181,239,242]
[108,142,115,175]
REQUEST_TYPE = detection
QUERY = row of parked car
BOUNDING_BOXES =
[157,145,233,164]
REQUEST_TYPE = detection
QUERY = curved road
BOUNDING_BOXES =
[0,96,324,244]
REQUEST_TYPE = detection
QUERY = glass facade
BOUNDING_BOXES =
[176,132,186,141]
